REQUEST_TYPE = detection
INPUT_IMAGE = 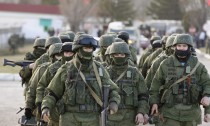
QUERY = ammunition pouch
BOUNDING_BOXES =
[122,84,134,106]
[188,84,201,104]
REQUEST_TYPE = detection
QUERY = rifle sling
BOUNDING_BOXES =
[73,60,103,107]
[160,61,200,103]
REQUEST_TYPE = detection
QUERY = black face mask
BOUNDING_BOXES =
[33,48,46,58]
[175,48,190,57]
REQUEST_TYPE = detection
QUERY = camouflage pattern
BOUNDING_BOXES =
[105,41,149,125]
[65,31,75,42]
[138,35,161,70]
[45,36,62,49]
[42,55,120,126]
[141,48,163,78]
[33,38,45,48]
[149,54,210,124]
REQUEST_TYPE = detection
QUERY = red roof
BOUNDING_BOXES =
[0,3,61,15]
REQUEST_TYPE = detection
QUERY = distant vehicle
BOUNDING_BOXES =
[107,21,149,54]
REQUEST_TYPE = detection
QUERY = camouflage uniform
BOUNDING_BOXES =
[106,42,149,126]
[141,40,162,78]
[117,31,138,65]
[41,34,120,126]
[36,42,74,126]
[94,35,114,63]
[149,34,210,126]
[19,38,46,97]
[25,43,62,124]
[138,36,161,71]
[32,37,62,73]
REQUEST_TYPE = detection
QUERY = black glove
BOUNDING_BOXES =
[36,102,42,117]
[24,108,32,119]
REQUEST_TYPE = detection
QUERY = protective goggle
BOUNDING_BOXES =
[77,38,98,47]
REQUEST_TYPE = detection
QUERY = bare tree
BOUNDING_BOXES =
[179,0,209,31]
[59,0,98,32]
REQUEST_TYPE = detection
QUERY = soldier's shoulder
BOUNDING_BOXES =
[25,52,36,60]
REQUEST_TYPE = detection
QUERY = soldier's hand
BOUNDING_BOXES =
[109,102,118,115]
[151,104,158,115]
[143,114,149,125]
[29,63,35,69]
[201,96,210,106]
[204,114,210,122]
[42,108,50,122]
[135,113,144,125]
[24,108,32,119]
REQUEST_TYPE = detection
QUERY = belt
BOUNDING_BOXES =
[65,104,100,113]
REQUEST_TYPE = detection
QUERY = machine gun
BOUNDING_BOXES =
[3,58,34,67]
[101,85,110,126]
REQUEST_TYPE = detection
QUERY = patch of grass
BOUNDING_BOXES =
[0,44,33,73]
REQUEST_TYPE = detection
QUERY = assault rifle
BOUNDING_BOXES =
[101,85,110,126]
[3,58,33,67]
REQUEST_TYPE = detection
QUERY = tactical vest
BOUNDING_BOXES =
[162,57,201,107]
[62,61,103,112]
[49,60,62,77]
[107,66,138,109]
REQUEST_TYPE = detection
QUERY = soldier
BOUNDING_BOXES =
[24,43,63,124]
[32,36,62,73]
[41,34,120,126]
[106,42,149,126]
[118,31,138,65]
[19,38,46,97]
[94,34,114,62]
[138,35,161,71]
[65,31,75,42]
[36,42,75,126]
[146,35,175,89]
[150,34,210,126]
[8,34,20,54]
[141,39,162,78]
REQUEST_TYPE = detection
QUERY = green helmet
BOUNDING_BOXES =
[161,36,168,45]
[166,36,175,48]
[99,35,114,47]
[72,34,98,51]
[73,32,86,41]
[58,35,71,43]
[65,31,75,42]
[150,35,161,44]
[109,42,130,55]
[48,43,62,57]
[173,34,193,47]
[106,32,117,38]
[45,36,62,49]
[33,38,46,48]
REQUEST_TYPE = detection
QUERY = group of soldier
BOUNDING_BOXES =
[18,29,210,126]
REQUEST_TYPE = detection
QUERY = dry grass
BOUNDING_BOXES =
[0,44,33,73]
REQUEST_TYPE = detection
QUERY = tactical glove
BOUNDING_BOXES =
[24,108,32,119]
[109,102,118,115]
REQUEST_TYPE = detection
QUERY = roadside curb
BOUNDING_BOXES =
[195,49,210,60]
[0,73,21,81]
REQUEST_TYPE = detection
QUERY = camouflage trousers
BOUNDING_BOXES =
[162,117,197,126]
[59,112,99,126]
[107,109,136,126]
